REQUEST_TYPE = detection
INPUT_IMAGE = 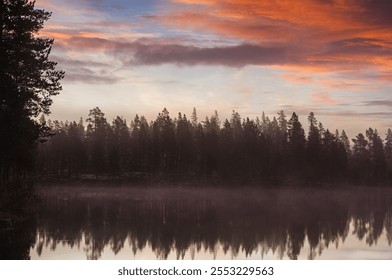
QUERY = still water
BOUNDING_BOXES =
[2,186,392,260]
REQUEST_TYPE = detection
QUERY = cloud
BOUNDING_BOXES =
[56,35,387,70]
[321,111,392,118]
[171,0,392,34]
[39,0,392,74]
[64,72,121,84]
[127,42,297,67]
[50,56,111,68]
[51,36,300,67]
[311,92,337,105]
[362,100,392,107]
[152,0,392,72]
[37,0,392,97]
[51,56,121,84]
[283,74,314,84]
[37,0,100,16]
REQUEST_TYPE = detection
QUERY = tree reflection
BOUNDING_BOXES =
[0,217,35,260]
[25,188,392,259]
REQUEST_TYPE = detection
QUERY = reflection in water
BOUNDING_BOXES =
[2,187,392,259]
[0,217,36,260]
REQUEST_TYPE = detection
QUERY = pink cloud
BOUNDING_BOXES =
[151,0,392,73]
[311,92,338,105]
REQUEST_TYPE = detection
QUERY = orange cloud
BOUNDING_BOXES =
[283,74,314,84]
[37,0,392,81]
[37,0,99,16]
[155,0,392,72]
[311,92,337,105]
[41,31,108,40]
[172,0,389,33]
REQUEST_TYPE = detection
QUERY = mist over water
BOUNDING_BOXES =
[2,186,392,260]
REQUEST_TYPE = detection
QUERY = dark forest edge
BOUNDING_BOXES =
[36,107,392,187]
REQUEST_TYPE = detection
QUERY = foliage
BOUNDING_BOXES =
[0,0,64,185]
[35,108,392,186]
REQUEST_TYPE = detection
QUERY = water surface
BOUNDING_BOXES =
[2,186,392,259]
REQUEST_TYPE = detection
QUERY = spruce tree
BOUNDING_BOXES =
[0,0,63,185]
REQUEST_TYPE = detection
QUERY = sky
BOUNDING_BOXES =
[35,0,392,137]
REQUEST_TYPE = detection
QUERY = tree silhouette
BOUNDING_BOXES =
[86,107,108,178]
[287,112,306,181]
[153,108,176,177]
[219,119,234,181]
[203,112,220,179]
[366,128,385,184]
[385,129,392,183]
[340,130,351,156]
[352,133,370,183]
[110,116,130,176]
[176,113,193,176]
[0,0,63,206]
[306,112,322,183]
[130,114,150,175]
[34,107,392,186]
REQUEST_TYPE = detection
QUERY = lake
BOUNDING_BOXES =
[2,186,392,260]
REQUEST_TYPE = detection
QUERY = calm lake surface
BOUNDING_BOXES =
[3,186,392,260]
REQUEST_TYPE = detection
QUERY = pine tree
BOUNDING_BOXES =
[176,113,193,175]
[340,130,351,156]
[86,107,108,177]
[352,133,369,183]
[191,107,198,128]
[287,112,306,153]
[287,112,306,180]
[0,0,63,187]
[385,129,392,182]
[366,128,385,184]
[306,112,321,182]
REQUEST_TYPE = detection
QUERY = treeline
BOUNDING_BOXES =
[37,107,392,186]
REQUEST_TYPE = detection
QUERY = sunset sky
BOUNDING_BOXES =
[35,0,392,137]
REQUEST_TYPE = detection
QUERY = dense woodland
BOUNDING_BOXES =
[37,107,392,186]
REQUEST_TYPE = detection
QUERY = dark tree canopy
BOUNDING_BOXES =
[0,0,64,185]
[0,0,63,116]
[35,107,392,186]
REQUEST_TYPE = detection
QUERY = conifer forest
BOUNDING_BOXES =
[36,107,392,186]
